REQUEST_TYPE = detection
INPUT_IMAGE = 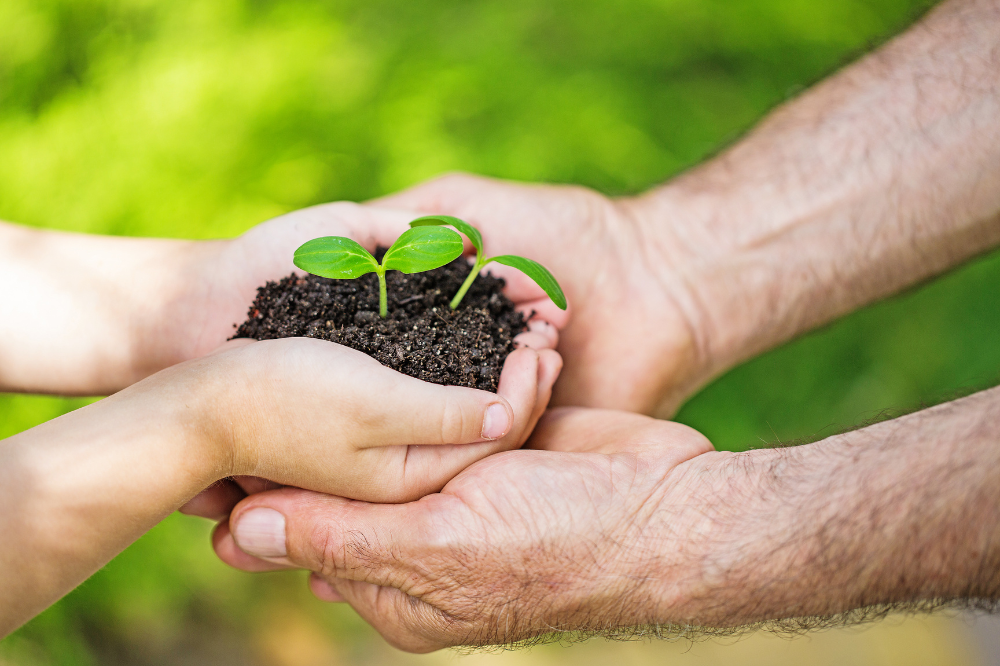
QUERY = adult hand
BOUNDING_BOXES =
[212,408,720,650]
[370,0,1000,417]
[215,387,1000,652]
[374,176,709,416]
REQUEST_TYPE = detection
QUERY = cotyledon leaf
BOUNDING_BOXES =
[491,255,568,310]
[293,236,378,279]
[409,215,484,257]
[382,226,464,274]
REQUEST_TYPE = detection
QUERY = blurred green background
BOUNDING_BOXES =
[3,0,999,664]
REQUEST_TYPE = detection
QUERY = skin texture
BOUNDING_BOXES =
[0,222,564,636]
[4,0,1000,650]
[0,339,561,637]
[218,388,1000,652]
[0,204,568,395]
[374,0,1000,418]
[205,0,1000,651]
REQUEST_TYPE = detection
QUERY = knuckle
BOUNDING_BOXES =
[307,520,391,582]
[308,520,345,577]
[437,394,470,444]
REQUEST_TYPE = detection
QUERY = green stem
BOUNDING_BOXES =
[450,256,488,309]
[377,269,388,318]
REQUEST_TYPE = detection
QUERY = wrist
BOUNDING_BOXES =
[124,238,234,387]
[646,392,1000,629]
[617,187,759,404]
[0,364,228,634]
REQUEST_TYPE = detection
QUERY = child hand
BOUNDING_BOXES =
[180,335,561,506]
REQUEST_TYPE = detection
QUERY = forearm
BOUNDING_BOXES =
[631,0,1000,379]
[0,221,215,394]
[0,362,225,636]
[667,386,1000,628]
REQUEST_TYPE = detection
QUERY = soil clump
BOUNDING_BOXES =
[233,250,526,391]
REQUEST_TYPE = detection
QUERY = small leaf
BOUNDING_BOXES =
[490,255,567,310]
[293,237,378,279]
[409,215,483,257]
[383,226,464,274]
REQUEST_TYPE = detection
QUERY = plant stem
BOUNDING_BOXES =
[377,269,388,318]
[450,257,487,309]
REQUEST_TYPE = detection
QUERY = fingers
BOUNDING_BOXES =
[231,475,283,495]
[221,488,438,590]
[527,407,715,462]
[212,520,295,572]
[220,487,454,651]
[382,348,560,499]
[516,298,571,330]
[513,318,560,351]
[178,479,246,520]
[362,374,516,447]
[241,338,516,449]
[357,349,535,500]
[308,573,345,602]
[322,578,444,653]
[529,349,563,433]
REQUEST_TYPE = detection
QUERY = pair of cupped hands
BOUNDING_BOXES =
[165,174,717,651]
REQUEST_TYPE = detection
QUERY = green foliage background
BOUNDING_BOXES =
[2,0,998,663]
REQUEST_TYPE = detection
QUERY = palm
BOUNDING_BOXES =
[302,408,716,651]
[376,174,703,416]
[142,204,404,367]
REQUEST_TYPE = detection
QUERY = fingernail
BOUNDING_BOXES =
[233,508,287,558]
[482,402,511,440]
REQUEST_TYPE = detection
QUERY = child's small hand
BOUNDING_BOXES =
[0,331,558,635]
[178,335,561,509]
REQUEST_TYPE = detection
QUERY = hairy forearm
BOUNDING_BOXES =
[631,0,1000,379]
[0,221,212,394]
[673,387,1000,628]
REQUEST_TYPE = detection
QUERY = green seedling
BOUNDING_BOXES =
[409,215,567,310]
[293,226,464,318]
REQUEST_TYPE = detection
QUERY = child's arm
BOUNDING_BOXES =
[0,337,560,637]
[0,204,568,395]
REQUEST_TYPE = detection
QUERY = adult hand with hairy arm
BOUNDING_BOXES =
[372,0,1000,417]
[191,0,1000,650]
[214,389,1000,651]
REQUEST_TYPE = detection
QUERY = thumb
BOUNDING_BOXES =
[527,407,715,460]
[223,487,471,653]
[221,487,444,590]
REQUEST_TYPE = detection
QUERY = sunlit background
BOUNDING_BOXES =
[2,0,999,664]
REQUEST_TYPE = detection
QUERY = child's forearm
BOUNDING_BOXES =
[0,337,560,638]
[0,362,223,636]
[0,220,210,394]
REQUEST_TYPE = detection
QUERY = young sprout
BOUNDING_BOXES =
[409,215,567,310]
[293,226,464,318]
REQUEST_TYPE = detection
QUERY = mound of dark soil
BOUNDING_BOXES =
[232,252,526,391]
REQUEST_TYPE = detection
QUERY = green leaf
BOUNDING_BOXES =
[490,255,568,310]
[409,215,483,257]
[382,226,464,273]
[293,236,378,279]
